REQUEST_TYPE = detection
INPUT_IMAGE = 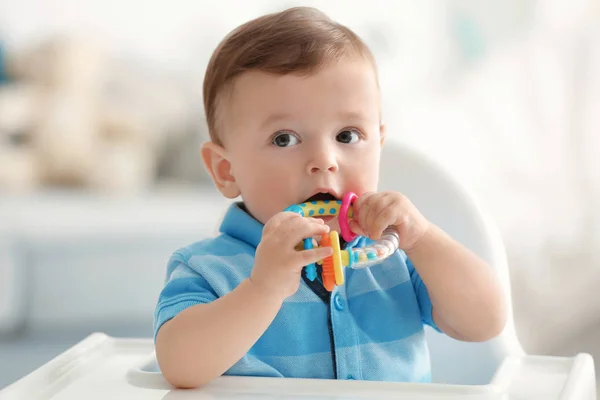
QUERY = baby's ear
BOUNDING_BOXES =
[200,142,241,199]
[379,124,386,146]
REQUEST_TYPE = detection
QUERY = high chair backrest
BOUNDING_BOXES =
[378,140,524,385]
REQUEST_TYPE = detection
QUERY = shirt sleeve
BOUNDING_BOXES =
[405,255,443,333]
[153,252,218,341]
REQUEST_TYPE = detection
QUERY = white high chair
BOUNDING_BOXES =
[1,140,596,399]
[379,139,523,385]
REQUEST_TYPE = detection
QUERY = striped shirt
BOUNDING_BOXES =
[154,202,440,382]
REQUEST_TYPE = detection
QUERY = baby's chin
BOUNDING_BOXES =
[324,216,341,233]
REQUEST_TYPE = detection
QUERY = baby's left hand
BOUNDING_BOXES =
[349,191,430,251]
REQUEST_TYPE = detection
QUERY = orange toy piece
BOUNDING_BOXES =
[320,233,336,291]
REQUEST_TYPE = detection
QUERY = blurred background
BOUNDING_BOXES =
[0,0,599,392]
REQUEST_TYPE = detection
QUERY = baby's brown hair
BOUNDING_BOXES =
[203,7,377,145]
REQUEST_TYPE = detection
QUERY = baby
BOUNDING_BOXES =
[154,7,507,389]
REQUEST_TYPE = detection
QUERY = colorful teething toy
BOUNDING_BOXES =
[284,192,400,291]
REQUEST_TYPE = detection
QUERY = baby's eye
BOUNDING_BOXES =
[272,132,300,147]
[336,129,361,144]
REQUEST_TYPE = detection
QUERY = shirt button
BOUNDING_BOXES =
[346,374,355,380]
[333,293,344,311]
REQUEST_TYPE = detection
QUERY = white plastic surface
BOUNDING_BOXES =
[0,333,596,400]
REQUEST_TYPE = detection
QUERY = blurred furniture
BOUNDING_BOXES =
[0,187,229,335]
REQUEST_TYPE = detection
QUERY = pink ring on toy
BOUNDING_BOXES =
[339,192,358,242]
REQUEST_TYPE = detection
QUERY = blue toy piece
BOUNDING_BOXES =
[302,238,317,281]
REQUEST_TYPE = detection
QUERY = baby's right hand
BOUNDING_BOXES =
[251,212,333,300]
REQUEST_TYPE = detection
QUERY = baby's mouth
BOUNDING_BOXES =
[302,192,339,203]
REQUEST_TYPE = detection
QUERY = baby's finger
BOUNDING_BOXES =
[369,196,399,239]
[358,204,377,238]
[297,246,333,266]
[362,192,392,229]
[369,212,394,240]
[279,216,325,235]
[285,219,330,244]
[353,191,375,215]
[277,214,323,234]
[293,217,329,232]
[349,220,367,237]
[264,212,302,234]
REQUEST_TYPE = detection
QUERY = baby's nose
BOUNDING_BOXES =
[309,164,337,174]
[307,152,339,174]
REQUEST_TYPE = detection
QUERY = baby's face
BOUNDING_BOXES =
[221,57,383,228]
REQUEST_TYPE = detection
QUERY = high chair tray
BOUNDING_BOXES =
[1,333,596,400]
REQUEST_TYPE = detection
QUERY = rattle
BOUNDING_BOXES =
[284,192,400,291]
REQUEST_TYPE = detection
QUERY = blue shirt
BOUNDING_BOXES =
[154,203,441,382]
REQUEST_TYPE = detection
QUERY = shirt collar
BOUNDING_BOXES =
[219,202,264,248]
